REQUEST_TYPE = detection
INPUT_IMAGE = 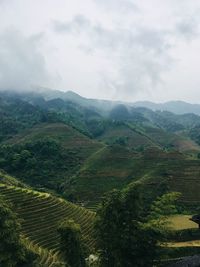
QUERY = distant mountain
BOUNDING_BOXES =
[36,87,118,114]
[5,87,200,116]
[38,88,200,116]
[134,101,200,115]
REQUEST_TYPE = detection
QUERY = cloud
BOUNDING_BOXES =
[1,0,200,102]
[176,18,200,40]
[53,15,91,34]
[0,28,50,91]
[53,15,172,99]
[94,0,138,14]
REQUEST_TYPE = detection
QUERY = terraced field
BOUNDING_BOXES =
[0,184,96,266]
[6,122,103,157]
[167,160,200,205]
[71,145,141,203]
[97,123,157,149]
[0,170,25,186]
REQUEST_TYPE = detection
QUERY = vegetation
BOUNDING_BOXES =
[0,138,70,189]
[95,183,180,266]
[58,219,86,267]
[1,90,200,266]
[0,123,103,191]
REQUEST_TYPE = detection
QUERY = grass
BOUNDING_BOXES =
[166,240,200,247]
[160,215,200,262]
[168,215,197,230]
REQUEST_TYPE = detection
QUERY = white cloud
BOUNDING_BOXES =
[0,28,50,91]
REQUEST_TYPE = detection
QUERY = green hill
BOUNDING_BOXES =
[96,121,157,149]
[0,123,104,190]
[69,146,200,210]
[69,145,144,205]
[141,125,200,153]
[1,90,200,210]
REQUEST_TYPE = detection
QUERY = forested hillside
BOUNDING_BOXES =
[1,89,200,266]
[1,90,200,205]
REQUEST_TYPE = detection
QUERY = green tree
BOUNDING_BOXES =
[95,183,180,267]
[0,195,39,267]
[57,219,86,267]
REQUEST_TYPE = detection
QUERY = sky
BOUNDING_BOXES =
[0,0,200,103]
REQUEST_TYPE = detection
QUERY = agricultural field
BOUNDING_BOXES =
[168,215,197,230]
[0,183,96,266]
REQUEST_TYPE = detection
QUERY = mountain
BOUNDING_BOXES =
[134,100,200,116]
[36,88,200,116]
[3,87,200,116]
[2,88,200,264]
[1,88,200,208]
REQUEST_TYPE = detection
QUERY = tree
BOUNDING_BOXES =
[57,219,86,267]
[95,183,180,267]
[0,195,39,267]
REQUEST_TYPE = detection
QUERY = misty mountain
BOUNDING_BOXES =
[134,101,200,116]
[38,88,200,116]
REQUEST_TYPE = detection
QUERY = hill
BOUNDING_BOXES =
[94,119,200,154]
[0,123,103,190]
[32,88,200,116]
[68,146,200,210]
[68,145,140,205]
[134,100,200,116]
[96,121,157,149]
[1,90,200,211]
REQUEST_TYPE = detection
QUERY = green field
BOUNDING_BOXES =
[168,215,197,230]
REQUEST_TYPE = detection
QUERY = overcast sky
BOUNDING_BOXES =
[0,0,200,103]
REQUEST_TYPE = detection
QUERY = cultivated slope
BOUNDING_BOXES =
[97,122,157,149]
[0,183,96,266]
[70,145,141,205]
[2,122,104,189]
[70,146,200,209]
[6,122,103,156]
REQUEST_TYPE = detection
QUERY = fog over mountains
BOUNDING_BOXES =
[34,88,200,116]
[2,86,200,116]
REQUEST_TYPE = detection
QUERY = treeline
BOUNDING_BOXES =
[0,138,79,190]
